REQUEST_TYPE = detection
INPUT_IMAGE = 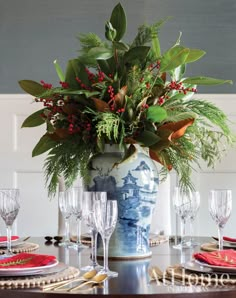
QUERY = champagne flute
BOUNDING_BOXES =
[81,191,107,271]
[0,189,20,257]
[69,187,88,250]
[172,187,192,249]
[58,191,73,247]
[209,189,232,250]
[94,199,118,277]
[188,191,200,247]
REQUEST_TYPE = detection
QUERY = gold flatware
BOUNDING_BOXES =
[68,273,108,292]
[41,269,97,291]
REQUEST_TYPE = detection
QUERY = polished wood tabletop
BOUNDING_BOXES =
[0,236,236,297]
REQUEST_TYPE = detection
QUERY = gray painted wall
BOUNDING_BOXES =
[1,0,235,93]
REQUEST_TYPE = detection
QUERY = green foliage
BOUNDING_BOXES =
[21,109,46,127]
[19,2,235,195]
[44,140,92,196]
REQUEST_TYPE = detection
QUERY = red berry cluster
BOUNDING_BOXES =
[97,71,105,82]
[75,77,91,90]
[141,103,149,110]
[59,81,69,89]
[168,81,197,94]
[40,80,52,89]
[85,68,95,83]
[117,108,125,113]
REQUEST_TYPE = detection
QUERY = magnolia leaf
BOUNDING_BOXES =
[160,45,190,72]
[21,109,46,127]
[149,138,171,153]
[65,60,81,90]
[159,118,195,140]
[113,41,129,51]
[185,49,206,63]
[114,86,127,107]
[54,129,70,139]
[124,46,150,65]
[55,89,100,98]
[182,76,233,85]
[91,97,110,112]
[146,106,167,123]
[135,130,161,147]
[171,64,186,81]
[18,80,45,97]
[62,103,80,114]
[97,59,113,76]
[149,149,173,170]
[87,47,113,60]
[47,130,69,141]
[32,134,57,157]
[110,3,126,41]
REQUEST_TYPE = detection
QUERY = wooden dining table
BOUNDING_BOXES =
[0,236,236,297]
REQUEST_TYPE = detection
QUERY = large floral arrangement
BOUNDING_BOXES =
[19,3,234,195]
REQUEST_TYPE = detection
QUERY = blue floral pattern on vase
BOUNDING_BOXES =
[88,145,159,259]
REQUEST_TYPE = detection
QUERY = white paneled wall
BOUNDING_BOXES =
[0,94,236,237]
[0,94,58,236]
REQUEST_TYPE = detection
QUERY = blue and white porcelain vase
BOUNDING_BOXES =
[88,144,159,259]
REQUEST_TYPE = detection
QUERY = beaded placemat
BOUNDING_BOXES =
[0,242,39,255]
[0,265,80,289]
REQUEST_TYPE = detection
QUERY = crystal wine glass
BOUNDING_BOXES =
[172,187,192,249]
[0,189,20,257]
[81,191,107,271]
[188,191,201,247]
[209,189,232,250]
[69,187,88,250]
[94,199,118,277]
[58,191,73,247]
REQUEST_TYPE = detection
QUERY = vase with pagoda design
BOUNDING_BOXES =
[88,144,159,259]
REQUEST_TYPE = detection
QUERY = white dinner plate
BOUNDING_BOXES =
[0,259,59,276]
[0,237,19,245]
[0,241,25,248]
[183,260,236,275]
[194,259,236,273]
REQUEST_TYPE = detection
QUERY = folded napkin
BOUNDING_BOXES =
[0,236,19,242]
[193,250,236,267]
[0,252,57,269]
[223,236,236,243]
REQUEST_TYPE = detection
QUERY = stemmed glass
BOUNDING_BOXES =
[58,191,73,247]
[81,191,107,271]
[172,187,192,249]
[69,187,88,250]
[209,189,232,250]
[94,199,118,277]
[0,189,20,257]
[188,191,201,247]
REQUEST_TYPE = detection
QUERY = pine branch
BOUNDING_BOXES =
[44,141,92,196]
